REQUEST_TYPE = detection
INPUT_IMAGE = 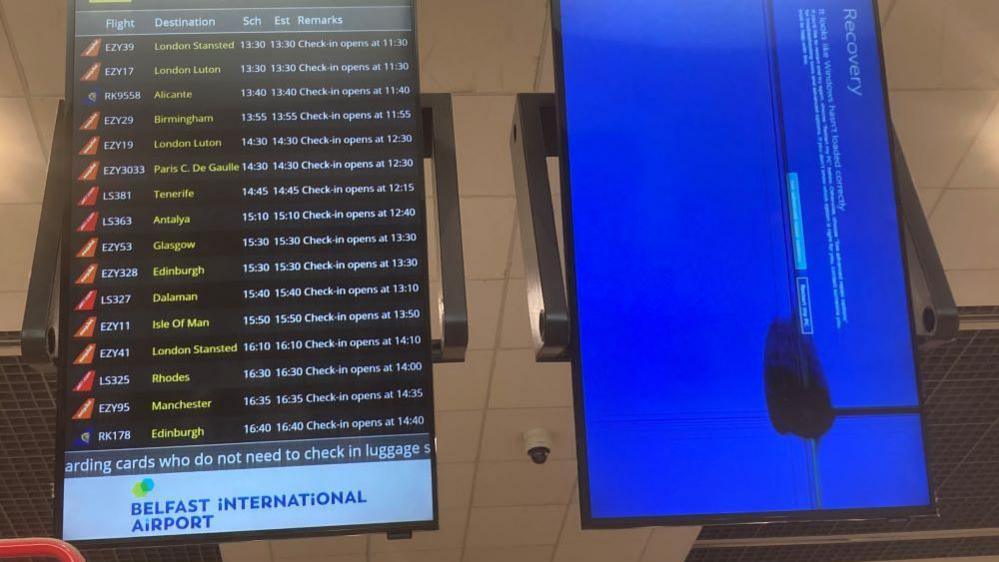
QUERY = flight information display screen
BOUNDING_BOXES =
[59,0,435,544]
[554,0,933,525]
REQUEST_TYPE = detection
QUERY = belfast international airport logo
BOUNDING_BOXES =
[132,478,155,498]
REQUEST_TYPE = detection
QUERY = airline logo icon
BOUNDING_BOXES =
[72,398,95,421]
[80,62,101,82]
[79,136,100,156]
[75,290,98,312]
[73,429,93,448]
[81,38,102,57]
[83,90,100,106]
[76,237,98,258]
[75,264,98,285]
[73,371,96,392]
[74,316,97,339]
[74,344,96,365]
[80,112,101,131]
[77,211,99,233]
[78,161,100,182]
[78,186,99,207]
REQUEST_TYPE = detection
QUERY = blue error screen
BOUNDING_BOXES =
[556,0,932,522]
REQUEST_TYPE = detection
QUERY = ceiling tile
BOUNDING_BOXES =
[510,220,526,279]
[464,546,555,562]
[219,541,270,562]
[437,461,475,508]
[28,97,59,161]
[883,0,946,89]
[938,0,999,89]
[891,91,999,188]
[434,349,492,411]
[946,270,999,307]
[549,156,565,250]
[1,0,66,96]
[371,550,462,562]
[884,0,999,88]
[371,508,467,552]
[465,505,565,547]
[274,557,362,562]
[0,17,22,96]
[918,188,944,217]
[556,503,651,562]
[270,535,366,559]
[0,204,40,291]
[554,541,644,562]
[640,526,703,562]
[951,100,999,188]
[0,98,47,203]
[479,407,576,462]
[467,279,505,349]
[537,27,555,93]
[417,0,547,93]
[489,350,572,408]
[472,459,576,507]
[435,409,483,462]
[460,197,516,279]
[930,190,999,270]
[424,156,436,198]
[0,291,27,332]
[426,196,440,282]
[500,278,533,349]
[453,95,517,197]
[428,279,442,341]
[878,0,895,24]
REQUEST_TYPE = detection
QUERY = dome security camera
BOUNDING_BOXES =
[523,428,553,465]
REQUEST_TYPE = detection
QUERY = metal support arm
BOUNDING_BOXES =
[21,101,70,370]
[422,93,469,363]
[893,128,959,348]
[511,94,570,362]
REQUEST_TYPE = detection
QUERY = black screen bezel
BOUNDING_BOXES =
[55,0,439,546]
[548,0,939,529]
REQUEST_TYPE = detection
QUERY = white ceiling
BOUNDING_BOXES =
[0,1,998,561]
[882,0,999,305]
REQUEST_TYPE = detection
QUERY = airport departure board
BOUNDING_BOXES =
[59,0,435,543]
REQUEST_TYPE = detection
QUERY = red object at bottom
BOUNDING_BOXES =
[0,538,85,562]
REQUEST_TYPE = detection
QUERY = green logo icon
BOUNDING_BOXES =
[132,478,154,498]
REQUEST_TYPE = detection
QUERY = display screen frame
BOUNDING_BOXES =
[549,0,937,528]
[55,0,438,546]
